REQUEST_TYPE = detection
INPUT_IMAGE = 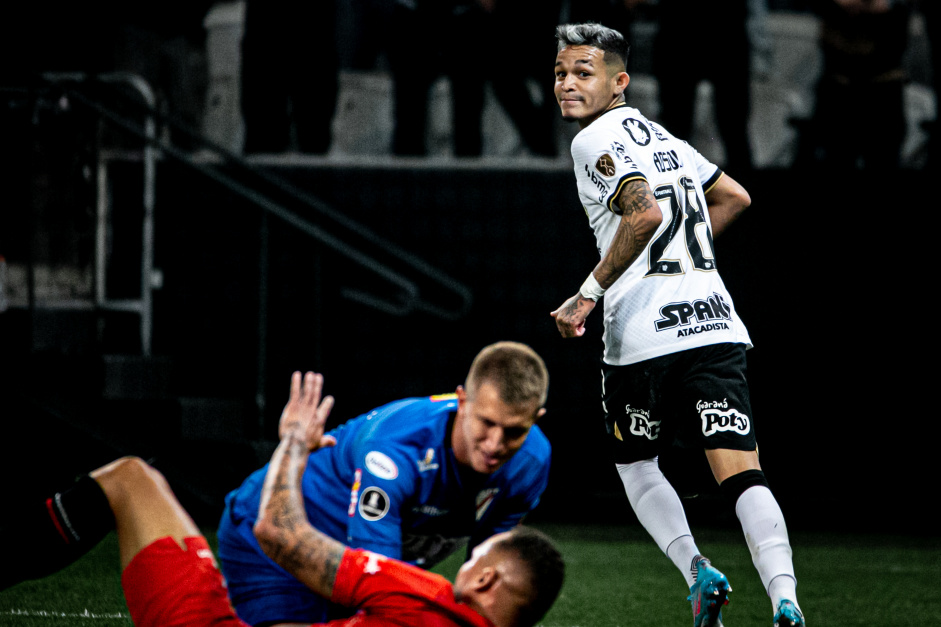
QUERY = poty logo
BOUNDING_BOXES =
[626,406,660,440]
[699,402,751,437]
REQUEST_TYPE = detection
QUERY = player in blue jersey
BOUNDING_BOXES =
[217,341,552,626]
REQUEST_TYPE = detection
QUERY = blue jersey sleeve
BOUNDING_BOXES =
[341,401,431,560]
[344,447,418,559]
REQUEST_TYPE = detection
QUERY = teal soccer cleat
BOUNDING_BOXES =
[688,557,730,627]
[774,599,805,627]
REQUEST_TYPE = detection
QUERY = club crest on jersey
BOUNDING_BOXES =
[363,551,384,575]
[475,488,499,520]
[698,400,750,437]
[358,486,390,521]
[365,451,398,480]
[622,118,651,146]
[595,154,616,177]
[417,448,439,473]
[654,293,732,336]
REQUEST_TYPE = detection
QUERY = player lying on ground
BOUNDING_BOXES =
[219,341,552,625]
[0,371,564,627]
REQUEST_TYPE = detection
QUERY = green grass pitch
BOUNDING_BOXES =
[1,524,938,626]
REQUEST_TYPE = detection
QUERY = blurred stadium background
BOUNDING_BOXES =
[0,0,933,542]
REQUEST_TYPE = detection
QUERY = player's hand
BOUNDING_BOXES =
[278,371,337,453]
[550,293,596,338]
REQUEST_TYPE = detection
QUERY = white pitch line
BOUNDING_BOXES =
[2,608,130,620]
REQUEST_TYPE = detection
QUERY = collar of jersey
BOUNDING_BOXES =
[597,102,630,121]
[578,102,631,135]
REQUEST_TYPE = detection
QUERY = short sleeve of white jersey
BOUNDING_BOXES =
[684,138,723,194]
[571,108,721,215]
[567,105,750,366]
[570,111,648,216]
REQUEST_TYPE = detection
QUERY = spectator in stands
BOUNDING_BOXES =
[111,4,215,150]
[568,0,646,70]
[652,0,754,174]
[800,0,915,169]
[486,0,563,157]
[385,0,564,157]
[920,0,941,169]
[385,0,488,156]
[241,1,338,154]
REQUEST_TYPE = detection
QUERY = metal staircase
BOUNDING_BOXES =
[0,72,473,521]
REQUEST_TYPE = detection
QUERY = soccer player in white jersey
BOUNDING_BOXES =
[549,22,805,627]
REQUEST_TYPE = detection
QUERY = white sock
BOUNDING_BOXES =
[617,459,700,587]
[735,485,799,610]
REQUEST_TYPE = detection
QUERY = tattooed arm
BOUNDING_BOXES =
[254,372,344,600]
[551,179,663,338]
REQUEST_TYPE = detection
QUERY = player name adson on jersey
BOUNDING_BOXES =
[653,150,683,173]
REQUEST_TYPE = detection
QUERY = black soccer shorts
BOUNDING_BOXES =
[601,342,757,464]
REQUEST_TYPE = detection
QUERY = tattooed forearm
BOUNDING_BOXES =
[595,180,662,286]
[596,220,640,284]
[560,295,593,318]
[256,434,346,598]
[263,521,344,596]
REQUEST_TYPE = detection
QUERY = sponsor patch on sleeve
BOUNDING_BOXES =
[364,451,398,480]
[594,153,616,177]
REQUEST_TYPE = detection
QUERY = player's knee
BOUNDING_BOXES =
[719,468,769,506]
[91,456,166,509]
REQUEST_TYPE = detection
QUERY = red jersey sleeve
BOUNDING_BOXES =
[329,549,494,627]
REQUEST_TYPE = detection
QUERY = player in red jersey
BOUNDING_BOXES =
[1,371,564,627]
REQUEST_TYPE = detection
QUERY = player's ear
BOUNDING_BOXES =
[615,71,630,96]
[455,385,467,403]
[472,566,498,592]
[535,407,547,421]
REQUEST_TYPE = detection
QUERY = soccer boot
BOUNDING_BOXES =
[774,599,805,627]
[687,557,730,627]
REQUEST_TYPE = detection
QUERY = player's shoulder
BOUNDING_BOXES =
[572,104,662,171]
[334,548,455,606]
[352,396,455,450]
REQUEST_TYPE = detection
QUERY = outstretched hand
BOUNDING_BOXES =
[278,371,337,453]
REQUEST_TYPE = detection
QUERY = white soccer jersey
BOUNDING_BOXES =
[570,103,752,365]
